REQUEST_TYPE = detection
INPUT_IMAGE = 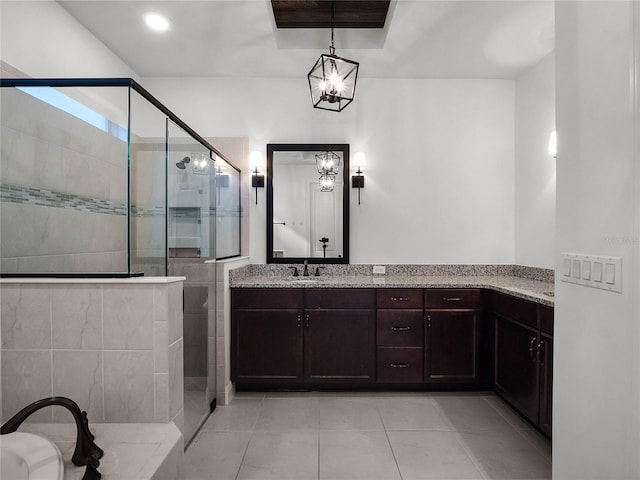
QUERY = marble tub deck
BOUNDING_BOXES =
[19,422,183,480]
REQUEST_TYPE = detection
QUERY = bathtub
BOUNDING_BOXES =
[0,432,64,480]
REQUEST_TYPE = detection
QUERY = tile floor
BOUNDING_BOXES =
[184,392,551,480]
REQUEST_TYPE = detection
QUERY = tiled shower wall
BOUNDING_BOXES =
[0,279,185,436]
[0,88,128,273]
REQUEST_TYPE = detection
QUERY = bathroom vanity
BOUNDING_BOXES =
[230,267,554,435]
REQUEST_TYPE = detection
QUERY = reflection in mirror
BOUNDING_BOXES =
[267,144,349,264]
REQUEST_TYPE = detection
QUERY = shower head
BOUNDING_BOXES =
[176,156,191,170]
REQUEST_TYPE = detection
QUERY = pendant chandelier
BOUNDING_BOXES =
[307,1,359,112]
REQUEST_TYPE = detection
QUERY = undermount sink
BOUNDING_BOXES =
[288,278,322,284]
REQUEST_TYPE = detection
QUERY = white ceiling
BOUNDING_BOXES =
[58,0,554,79]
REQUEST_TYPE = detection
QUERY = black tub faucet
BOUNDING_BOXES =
[1,396,103,479]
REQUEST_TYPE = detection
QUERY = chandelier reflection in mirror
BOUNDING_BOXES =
[319,173,336,192]
[316,150,341,192]
[307,2,359,112]
[315,151,341,175]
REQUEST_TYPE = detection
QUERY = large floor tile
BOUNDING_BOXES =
[319,397,384,431]
[456,429,552,479]
[319,430,402,480]
[483,395,535,431]
[237,431,318,480]
[184,430,251,480]
[254,398,319,431]
[432,394,516,433]
[377,396,454,431]
[202,398,263,432]
[388,430,484,480]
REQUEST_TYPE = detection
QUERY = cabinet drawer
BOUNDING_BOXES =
[377,289,423,309]
[377,311,424,346]
[305,289,375,309]
[232,288,303,309]
[425,289,482,309]
[377,347,423,383]
[540,306,554,335]
[492,292,537,328]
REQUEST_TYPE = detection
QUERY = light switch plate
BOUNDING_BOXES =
[561,253,622,293]
[373,265,386,275]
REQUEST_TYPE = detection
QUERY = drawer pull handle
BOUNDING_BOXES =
[391,297,409,301]
[390,363,409,368]
[391,326,410,331]
[443,297,463,301]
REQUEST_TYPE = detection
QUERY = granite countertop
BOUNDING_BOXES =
[231,273,554,307]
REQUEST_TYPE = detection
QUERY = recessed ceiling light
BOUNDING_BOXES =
[144,13,170,32]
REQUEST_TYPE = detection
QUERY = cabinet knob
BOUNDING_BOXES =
[391,326,410,331]
[443,297,463,302]
[391,296,409,302]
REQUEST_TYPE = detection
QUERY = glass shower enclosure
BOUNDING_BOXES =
[0,78,240,275]
[0,78,241,444]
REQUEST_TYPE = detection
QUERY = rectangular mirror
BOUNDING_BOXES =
[267,144,349,264]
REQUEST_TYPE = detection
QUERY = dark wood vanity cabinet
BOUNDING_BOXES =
[231,289,303,384]
[304,289,376,384]
[232,288,375,386]
[424,289,483,384]
[376,289,424,383]
[493,293,554,435]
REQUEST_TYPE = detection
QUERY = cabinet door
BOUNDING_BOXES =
[425,310,480,382]
[304,310,375,383]
[494,315,539,424]
[538,333,553,436]
[232,309,303,383]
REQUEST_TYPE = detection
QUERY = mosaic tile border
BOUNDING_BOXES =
[1,183,175,218]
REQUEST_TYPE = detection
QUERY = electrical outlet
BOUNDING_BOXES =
[373,265,386,275]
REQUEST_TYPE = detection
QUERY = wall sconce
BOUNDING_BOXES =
[250,150,265,205]
[548,131,557,158]
[352,151,366,205]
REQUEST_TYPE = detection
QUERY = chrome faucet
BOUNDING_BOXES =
[303,260,310,276]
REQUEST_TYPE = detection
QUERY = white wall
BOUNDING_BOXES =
[143,76,516,265]
[514,53,556,269]
[0,0,137,79]
[554,2,640,479]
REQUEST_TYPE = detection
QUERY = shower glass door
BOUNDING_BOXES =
[167,120,214,445]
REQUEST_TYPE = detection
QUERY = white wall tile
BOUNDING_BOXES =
[2,350,52,422]
[1,284,51,349]
[51,285,102,350]
[103,286,154,350]
[155,373,170,423]
[52,350,103,423]
[167,282,183,345]
[154,322,169,374]
[103,351,154,422]
[168,339,184,419]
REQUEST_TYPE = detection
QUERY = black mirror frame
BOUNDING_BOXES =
[266,143,350,264]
